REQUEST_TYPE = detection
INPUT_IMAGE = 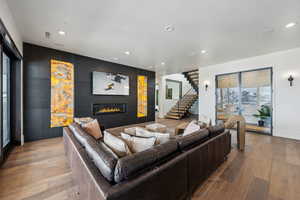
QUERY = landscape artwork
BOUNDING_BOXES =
[137,75,147,117]
[92,71,129,95]
[50,59,74,128]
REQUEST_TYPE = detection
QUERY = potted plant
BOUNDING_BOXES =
[253,105,271,127]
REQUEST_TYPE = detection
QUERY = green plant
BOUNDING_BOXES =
[253,105,271,120]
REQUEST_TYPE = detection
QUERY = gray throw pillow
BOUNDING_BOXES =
[103,131,132,157]
[120,133,156,153]
[135,127,170,144]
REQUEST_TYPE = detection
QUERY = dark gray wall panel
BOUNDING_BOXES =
[23,43,155,142]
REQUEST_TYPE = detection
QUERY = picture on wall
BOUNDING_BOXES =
[92,72,129,95]
[137,75,147,117]
[50,59,74,128]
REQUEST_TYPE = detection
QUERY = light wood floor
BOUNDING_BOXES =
[1,119,300,200]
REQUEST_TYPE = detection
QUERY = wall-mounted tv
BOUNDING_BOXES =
[92,71,129,95]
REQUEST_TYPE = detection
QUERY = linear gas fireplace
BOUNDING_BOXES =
[93,103,126,115]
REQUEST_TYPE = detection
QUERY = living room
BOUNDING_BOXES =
[1,0,300,200]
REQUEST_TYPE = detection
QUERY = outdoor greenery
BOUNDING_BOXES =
[253,105,271,120]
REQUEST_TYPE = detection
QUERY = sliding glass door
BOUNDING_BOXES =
[216,68,272,134]
[2,52,10,148]
[0,43,2,161]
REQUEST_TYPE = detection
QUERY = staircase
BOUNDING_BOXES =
[165,70,199,120]
[183,70,199,92]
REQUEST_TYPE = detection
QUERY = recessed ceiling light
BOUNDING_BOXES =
[161,62,165,66]
[201,50,207,54]
[164,25,175,32]
[124,51,130,55]
[58,30,66,36]
[285,22,296,28]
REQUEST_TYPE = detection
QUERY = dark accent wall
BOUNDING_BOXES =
[23,43,155,142]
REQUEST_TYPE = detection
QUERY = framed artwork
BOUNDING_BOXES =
[137,75,147,117]
[92,71,129,95]
[50,59,74,128]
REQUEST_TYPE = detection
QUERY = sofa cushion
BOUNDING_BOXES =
[84,138,118,182]
[120,133,156,153]
[176,129,209,150]
[208,124,225,137]
[135,127,170,144]
[145,123,167,133]
[104,131,132,157]
[81,119,103,140]
[114,140,178,183]
[69,123,94,146]
[183,120,201,136]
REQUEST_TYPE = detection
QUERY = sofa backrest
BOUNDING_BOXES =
[69,123,119,182]
[69,123,94,146]
[114,140,179,183]
[85,138,119,182]
[176,129,209,151]
[207,124,225,138]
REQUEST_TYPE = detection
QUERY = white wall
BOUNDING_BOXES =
[0,0,23,53]
[158,73,198,117]
[198,47,300,140]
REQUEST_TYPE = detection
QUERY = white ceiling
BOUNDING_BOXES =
[7,0,300,75]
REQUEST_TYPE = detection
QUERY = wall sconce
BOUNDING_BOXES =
[288,75,294,86]
[204,81,210,91]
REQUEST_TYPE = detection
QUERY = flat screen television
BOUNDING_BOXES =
[92,71,129,95]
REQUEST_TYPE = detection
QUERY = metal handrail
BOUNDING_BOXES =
[176,88,197,116]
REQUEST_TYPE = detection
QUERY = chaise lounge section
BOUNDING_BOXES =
[63,123,231,200]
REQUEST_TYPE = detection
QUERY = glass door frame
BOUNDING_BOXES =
[0,41,3,164]
[215,67,273,135]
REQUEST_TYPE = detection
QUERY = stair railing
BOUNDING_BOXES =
[176,88,198,118]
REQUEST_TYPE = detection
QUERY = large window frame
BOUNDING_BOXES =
[215,67,273,135]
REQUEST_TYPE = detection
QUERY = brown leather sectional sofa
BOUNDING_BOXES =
[63,123,231,200]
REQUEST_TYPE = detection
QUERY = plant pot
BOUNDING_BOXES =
[258,120,265,127]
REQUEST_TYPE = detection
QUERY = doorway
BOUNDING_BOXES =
[216,68,273,134]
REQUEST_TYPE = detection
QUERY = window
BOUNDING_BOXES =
[216,68,272,134]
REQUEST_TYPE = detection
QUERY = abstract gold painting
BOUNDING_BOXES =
[137,75,147,117]
[50,59,74,127]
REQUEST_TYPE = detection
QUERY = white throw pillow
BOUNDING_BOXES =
[199,115,211,127]
[183,121,200,136]
[123,127,139,135]
[135,127,170,144]
[103,131,132,157]
[120,133,156,153]
[74,117,94,125]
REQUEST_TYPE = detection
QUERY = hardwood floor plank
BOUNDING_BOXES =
[245,177,269,200]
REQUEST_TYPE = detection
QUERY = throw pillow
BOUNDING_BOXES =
[183,120,200,136]
[135,127,170,144]
[103,131,132,157]
[74,117,94,125]
[81,119,102,140]
[120,133,156,153]
[123,127,139,136]
[197,121,207,129]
